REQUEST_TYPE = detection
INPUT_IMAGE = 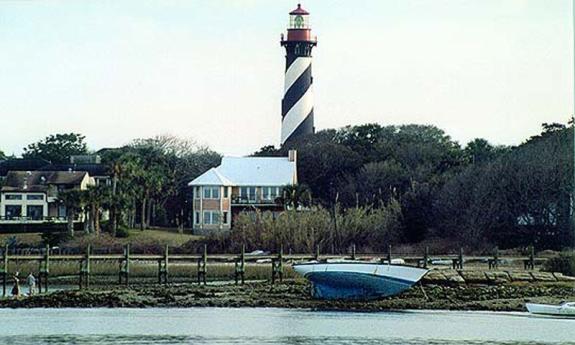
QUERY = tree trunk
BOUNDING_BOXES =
[140,198,146,231]
[111,173,118,235]
[147,199,152,228]
[94,203,100,235]
[67,208,75,238]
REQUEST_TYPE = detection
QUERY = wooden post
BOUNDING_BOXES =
[315,245,320,261]
[351,243,356,260]
[458,247,464,270]
[387,245,392,264]
[524,245,535,270]
[197,244,207,285]
[423,246,429,269]
[39,245,50,293]
[1,245,7,297]
[79,244,91,289]
[272,245,283,284]
[489,247,499,270]
[235,245,245,285]
[158,245,169,285]
[119,244,130,286]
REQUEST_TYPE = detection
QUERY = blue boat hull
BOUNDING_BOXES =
[305,271,417,300]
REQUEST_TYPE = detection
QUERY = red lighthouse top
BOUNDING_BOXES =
[282,3,316,43]
[290,4,309,15]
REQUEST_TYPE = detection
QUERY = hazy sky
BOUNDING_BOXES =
[0,0,572,156]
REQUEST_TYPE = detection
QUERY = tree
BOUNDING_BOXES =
[22,133,88,164]
[84,185,110,235]
[278,184,312,209]
[57,189,85,237]
[0,150,6,161]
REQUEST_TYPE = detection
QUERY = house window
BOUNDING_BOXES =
[194,187,201,199]
[223,187,229,198]
[58,205,67,218]
[27,194,44,201]
[203,186,220,199]
[5,205,22,219]
[223,211,229,224]
[27,206,43,220]
[262,187,280,201]
[203,211,221,225]
[239,187,256,202]
[5,194,22,200]
[195,211,200,224]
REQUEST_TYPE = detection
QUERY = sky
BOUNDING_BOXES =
[0,0,573,156]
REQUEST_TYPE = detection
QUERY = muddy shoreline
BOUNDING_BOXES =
[1,279,574,312]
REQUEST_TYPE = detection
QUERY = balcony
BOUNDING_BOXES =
[231,195,280,206]
[0,216,71,224]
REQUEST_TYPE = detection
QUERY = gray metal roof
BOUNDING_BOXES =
[188,156,296,187]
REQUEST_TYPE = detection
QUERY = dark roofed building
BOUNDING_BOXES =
[0,171,94,223]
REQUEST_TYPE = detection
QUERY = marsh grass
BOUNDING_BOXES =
[7,260,297,283]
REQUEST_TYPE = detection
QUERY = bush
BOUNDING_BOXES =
[41,232,71,247]
[542,253,575,276]
[115,226,130,238]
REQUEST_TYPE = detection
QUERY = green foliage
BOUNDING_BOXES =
[41,232,71,247]
[542,253,575,276]
[115,226,130,238]
[0,149,6,160]
[435,123,572,249]
[22,133,88,164]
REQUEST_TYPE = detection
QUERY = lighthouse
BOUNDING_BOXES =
[280,4,317,146]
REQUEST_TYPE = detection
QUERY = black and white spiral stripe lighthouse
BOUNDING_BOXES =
[280,4,317,146]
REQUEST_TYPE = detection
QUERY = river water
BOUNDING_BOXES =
[0,308,572,344]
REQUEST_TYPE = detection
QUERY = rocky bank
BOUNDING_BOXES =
[1,269,575,311]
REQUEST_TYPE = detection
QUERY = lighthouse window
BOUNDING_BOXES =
[294,15,304,28]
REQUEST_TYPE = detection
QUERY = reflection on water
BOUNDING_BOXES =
[0,308,573,345]
[0,335,573,345]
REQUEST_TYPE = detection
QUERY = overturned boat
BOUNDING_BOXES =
[293,260,428,300]
[526,302,575,317]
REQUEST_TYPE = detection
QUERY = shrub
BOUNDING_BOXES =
[115,226,130,238]
[41,232,71,247]
[542,253,575,276]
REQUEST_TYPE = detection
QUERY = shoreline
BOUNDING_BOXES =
[1,279,574,312]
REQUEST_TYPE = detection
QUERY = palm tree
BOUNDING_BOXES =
[85,185,110,235]
[278,184,312,210]
[57,189,85,237]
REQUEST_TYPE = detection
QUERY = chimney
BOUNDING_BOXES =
[288,150,297,163]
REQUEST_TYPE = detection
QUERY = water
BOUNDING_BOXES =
[0,308,573,345]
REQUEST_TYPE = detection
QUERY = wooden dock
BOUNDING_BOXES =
[0,244,542,297]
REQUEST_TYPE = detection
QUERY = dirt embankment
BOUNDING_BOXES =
[2,276,575,311]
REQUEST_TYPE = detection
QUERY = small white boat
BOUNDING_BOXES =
[293,260,428,300]
[526,302,575,317]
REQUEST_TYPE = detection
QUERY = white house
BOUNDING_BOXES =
[188,150,298,234]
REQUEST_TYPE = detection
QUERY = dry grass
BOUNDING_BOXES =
[0,233,44,247]
[5,260,297,282]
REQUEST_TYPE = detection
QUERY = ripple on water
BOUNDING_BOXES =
[0,336,573,345]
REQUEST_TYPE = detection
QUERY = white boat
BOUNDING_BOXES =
[526,302,575,317]
[292,260,428,300]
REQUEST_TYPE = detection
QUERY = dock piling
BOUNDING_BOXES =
[197,244,207,285]
[271,245,283,284]
[158,245,169,285]
[524,245,535,270]
[38,245,49,293]
[119,244,130,286]
[79,244,91,289]
[1,245,7,297]
[235,245,245,285]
